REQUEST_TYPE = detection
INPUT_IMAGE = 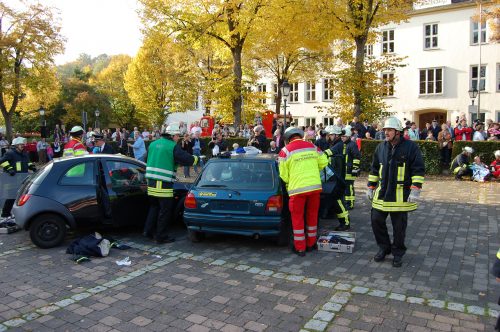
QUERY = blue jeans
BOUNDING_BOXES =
[193,148,204,173]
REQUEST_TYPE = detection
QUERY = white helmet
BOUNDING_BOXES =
[164,123,181,135]
[284,127,304,140]
[463,146,474,154]
[325,125,343,135]
[343,125,352,137]
[495,150,500,158]
[12,137,27,145]
[70,126,84,135]
[382,117,403,131]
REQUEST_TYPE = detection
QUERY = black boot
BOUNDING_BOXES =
[306,243,318,252]
[392,256,403,267]
[374,248,391,262]
[335,224,350,231]
[292,246,306,257]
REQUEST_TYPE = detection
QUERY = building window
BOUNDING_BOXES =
[424,23,438,49]
[364,45,373,56]
[257,84,267,104]
[323,117,335,126]
[471,65,486,91]
[323,78,334,101]
[305,117,316,127]
[272,83,278,104]
[289,82,299,103]
[381,72,395,97]
[305,81,316,102]
[471,20,487,44]
[382,30,395,54]
[496,63,500,92]
[419,68,443,95]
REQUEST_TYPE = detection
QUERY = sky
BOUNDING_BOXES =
[38,0,143,65]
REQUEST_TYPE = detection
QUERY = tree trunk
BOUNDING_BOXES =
[4,112,13,141]
[274,78,282,114]
[353,37,367,118]
[232,47,243,127]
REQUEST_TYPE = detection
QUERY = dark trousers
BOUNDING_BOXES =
[144,196,174,241]
[440,148,451,165]
[320,195,350,226]
[1,199,15,218]
[371,208,407,257]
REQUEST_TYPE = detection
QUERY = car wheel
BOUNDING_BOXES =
[277,218,291,246]
[29,214,67,248]
[188,229,204,243]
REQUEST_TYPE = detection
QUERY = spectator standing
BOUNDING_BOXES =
[473,124,486,141]
[142,128,150,141]
[180,133,193,178]
[408,122,419,141]
[430,119,441,139]
[425,131,435,141]
[419,122,431,140]
[251,125,268,152]
[92,134,115,154]
[0,135,9,157]
[26,138,38,162]
[454,119,473,141]
[208,133,228,157]
[36,137,49,164]
[111,128,121,141]
[488,123,500,140]
[190,121,202,135]
[267,141,279,153]
[375,124,385,140]
[437,123,452,166]
[446,120,455,140]
[273,129,285,151]
[191,132,205,174]
[242,124,251,139]
[128,132,146,162]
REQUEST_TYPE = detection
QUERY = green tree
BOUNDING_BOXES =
[0,1,64,140]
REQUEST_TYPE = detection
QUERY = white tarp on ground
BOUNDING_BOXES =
[0,172,30,207]
[165,110,204,126]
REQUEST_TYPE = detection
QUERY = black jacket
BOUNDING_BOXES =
[0,148,34,173]
[99,144,115,154]
[343,140,361,179]
[315,137,329,152]
[367,138,425,212]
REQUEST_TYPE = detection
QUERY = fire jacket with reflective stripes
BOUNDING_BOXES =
[63,138,88,158]
[343,140,361,180]
[324,139,344,176]
[0,148,33,173]
[278,137,328,196]
[146,137,198,198]
[367,138,425,212]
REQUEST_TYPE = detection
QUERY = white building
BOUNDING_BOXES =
[257,0,499,128]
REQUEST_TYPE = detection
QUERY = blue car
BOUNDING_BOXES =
[183,154,291,245]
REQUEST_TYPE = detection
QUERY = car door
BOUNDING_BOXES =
[58,160,101,225]
[102,159,149,227]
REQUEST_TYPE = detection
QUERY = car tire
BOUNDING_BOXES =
[188,229,204,243]
[29,214,67,249]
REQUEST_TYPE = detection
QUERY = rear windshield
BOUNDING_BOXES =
[28,162,53,185]
[196,161,275,191]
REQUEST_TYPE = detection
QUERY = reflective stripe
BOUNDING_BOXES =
[379,164,383,179]
[453,166,462,174]
[337,211,349,218]
[293,229,304,234]
[294,236,305,241]
[307,232,317,237]
[337,199,350,224]
[0,161,9,168]
[368,174,379,182]
[146,174,175,182]
[63,148,74,157]
[497,248,500,260]
[74,150,88,156]
[16,162,21,171]
[288,184,322,195]
[146,167,176,176]
[411,176,424,184]
[306,226,317,231]
[280,147,317,161]
[353,159,360,165]
[395,164,405,203]
[193,155,199,165]
[325,149,333,156]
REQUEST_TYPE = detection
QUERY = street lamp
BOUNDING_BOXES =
[39,106,46,138]
[95,109,100,129]
[468,88,479,121]
[280,79,290,131]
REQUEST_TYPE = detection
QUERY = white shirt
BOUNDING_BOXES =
[473,131,485,141]
[142,131,150,140]
[191,126,202,135]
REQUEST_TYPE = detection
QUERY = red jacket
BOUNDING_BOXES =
[491,160,500,179]
[454,126,472,141]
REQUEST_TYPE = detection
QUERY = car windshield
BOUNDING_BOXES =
[196,160,275,191]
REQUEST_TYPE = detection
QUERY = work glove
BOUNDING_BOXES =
[366,187,375,201]
[199,155,206,161]
[408,187,421,202]
[28,164,37,172]
[8,169,16,176]
[352,168,360,177]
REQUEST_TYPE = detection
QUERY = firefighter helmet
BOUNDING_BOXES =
[12,137,27,145]
[163,123,181,135]
[343,125,352,137]
[495,150,500,158]
[382,117,403,131]
[325,125,343,135]
[69,126,84,136]
[284,127,304,140]
[463,146,474,154]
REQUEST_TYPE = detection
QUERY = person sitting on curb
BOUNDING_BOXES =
[490,150,500,180]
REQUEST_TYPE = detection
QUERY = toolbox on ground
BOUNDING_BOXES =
[317,231,356,253]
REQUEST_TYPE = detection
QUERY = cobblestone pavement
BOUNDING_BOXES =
[0,177,498,331]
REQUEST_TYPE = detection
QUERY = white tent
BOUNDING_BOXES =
[165,110,204,126]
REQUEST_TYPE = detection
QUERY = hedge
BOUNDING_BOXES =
[104,137,500,175]
[359,140,442,175]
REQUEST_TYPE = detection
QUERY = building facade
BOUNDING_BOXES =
[257,0,499,128]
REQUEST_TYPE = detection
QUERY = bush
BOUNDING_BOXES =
[360,139,442,175]
[452,140,500,165]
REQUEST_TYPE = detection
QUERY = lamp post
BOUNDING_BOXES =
[468,88,478,121]
[39,106,46,138]
[95,109,100,129]
[280,79,290,131]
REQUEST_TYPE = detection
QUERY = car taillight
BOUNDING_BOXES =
[18,194,31,206]
[266,195,282,213]
[184,193,197,209]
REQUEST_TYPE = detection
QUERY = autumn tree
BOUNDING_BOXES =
[318,0,413,120]
[124,32,199,127]
[0,1,64,139]
[139,0,268,127]
[92,55,138,128]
